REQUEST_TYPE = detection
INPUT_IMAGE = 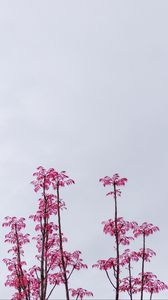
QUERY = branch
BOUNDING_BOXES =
[35,269,40,281]
[46,282,57,300]
[112,262,117,279]
[67,266,75,281]
[105,270,116,289]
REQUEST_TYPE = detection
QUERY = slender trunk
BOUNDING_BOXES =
[56,183,70,300]
[114,183,119,300]
[40,190,45,299]
[15,225,29,300]
[150,290,153,300]
[140,233,145,300]
[40,215,44,300]
[128,258,133,300]
[40,178,48,300]
[14,264,22,298]
[44,216,49,298]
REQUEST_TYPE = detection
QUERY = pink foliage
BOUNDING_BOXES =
[133,222,159,237]
[120,249,140,266]
[69,288,93,299]
[31,166,75,193]
[2,217,32,299]
[137,248,156,262]
[99,174,127,200]
[142,272,168,294]
[119,276,141,294]
[99,174,127,187]
[120,272,168,296]
[93,257,117,271]
[102,217,137,245]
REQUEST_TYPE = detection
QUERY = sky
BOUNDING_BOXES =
[0,1,168,299]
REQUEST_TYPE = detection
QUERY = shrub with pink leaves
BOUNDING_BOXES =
[2,169,167,300]
[3,167,91,300]
[93,173,167,300]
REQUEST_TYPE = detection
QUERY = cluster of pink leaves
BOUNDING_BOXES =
[3,166,93,300]
[99,174,128,187]
[3,217,35,300]
[102,217,137,245]
[31,166,75,192]
[69,288,93,300]
[120,272,168,295]
[93,247,156,271]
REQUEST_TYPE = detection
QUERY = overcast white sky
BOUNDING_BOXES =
[0,1,168,299]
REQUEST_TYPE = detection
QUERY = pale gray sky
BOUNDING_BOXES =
[0,1,168,299]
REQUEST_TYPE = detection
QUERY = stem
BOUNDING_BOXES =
[57,183,70,300]
[14,264,22,298]
[150,290,153,300]
[46,282,58,300]
[128,258,133,300]
[44,216,49,298]
[67,266,75,280]
[105,270,116,289]
[114,183,120,300]
[40,179,47,300]
[15,225,29,300]
[40,176,50,300]
[140,232,146,300]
